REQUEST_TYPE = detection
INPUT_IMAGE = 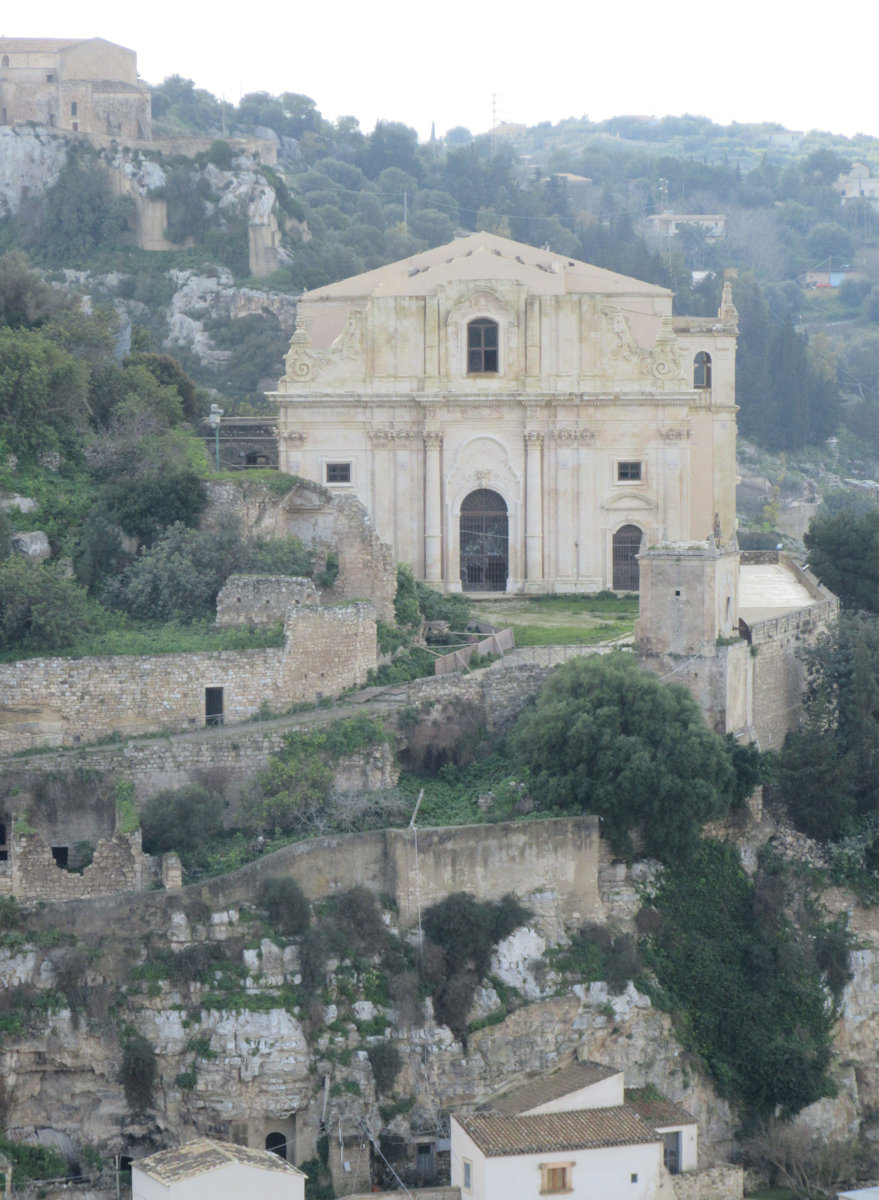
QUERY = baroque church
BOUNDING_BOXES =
[270,232,738,594]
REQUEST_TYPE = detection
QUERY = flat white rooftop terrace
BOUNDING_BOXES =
[739,562,817,623]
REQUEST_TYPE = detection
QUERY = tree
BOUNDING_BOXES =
[140,784,224,870]
[511,652,748,861]
[0,328,89,458]
[804,507,879,613]
[0,558,96,652]
[779,613,879,840]
[0,253,69,330]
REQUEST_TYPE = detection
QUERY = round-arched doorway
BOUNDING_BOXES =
[612,525,642,591]
[265,1132,287,1160]
[460,489,508,592]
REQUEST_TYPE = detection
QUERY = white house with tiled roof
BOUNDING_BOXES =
[450,1060,698,1200]
[132,1138,306,1200]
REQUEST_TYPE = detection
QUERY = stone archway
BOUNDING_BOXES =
[612,524,642,591]
[460,489,508,592]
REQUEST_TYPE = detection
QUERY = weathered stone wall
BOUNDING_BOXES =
[670,1165,743,1200]
[0,604,376,754]
[386,817,603,929]
[749,637,807,750]
[10,831,154,902]
[204,480,396,622]
[215,575,319,628]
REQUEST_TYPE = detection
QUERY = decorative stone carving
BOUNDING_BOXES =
[283,311,363,383]
[423,431,443,447]
[524,430,544,445]
[642,317,683,382]
[661,426,690,441]
[283,431,307,445]
[603,306,638,362]
[555,429,596,444]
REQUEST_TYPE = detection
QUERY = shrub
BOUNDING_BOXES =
[421,892,529,1038]
[257,876,311,938]
[120,1031,157,1112]
[0,1136,67,1182]
[139,784,224,870]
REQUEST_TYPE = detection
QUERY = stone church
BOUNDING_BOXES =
[270,232,738,594]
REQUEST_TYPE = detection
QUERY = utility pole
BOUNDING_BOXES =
[208,403,223,472]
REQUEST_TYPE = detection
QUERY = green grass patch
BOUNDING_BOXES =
[0,619,285,663]
[472,594,637,647]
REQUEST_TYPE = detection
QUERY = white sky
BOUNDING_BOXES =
[6,1,878,144]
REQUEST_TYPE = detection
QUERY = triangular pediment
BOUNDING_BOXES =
[305,232,672,302]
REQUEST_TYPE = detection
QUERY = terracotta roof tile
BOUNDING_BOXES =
[485,1060,621,1117]
[625,1089,697,1129]
[455,1107,660,1157]
[134,1138,306,1183]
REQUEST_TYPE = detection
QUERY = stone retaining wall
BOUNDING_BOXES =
[0,603,376,754]
[671,1164,743,1200]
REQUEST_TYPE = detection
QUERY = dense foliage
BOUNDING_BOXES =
[643,841,845,1125]
[804,506,879,613]
[511,653,760,860]
[779,613,879,842]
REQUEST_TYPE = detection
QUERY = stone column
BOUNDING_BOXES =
[423,431,443,584]
[524,430,544,589]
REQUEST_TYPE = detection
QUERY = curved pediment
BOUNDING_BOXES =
[603,490,656,512]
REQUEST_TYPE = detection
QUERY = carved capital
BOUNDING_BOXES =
[423,431,443,448]
[524,430,544,447]
[283,431,307,445]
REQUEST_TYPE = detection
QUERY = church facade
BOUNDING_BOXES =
[270,232,738,594]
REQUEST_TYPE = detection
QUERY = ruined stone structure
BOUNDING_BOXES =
[204,478,396,622]
[0,601,377,753]
[215,576,320,629]
[1,830,155,902]
[0,38,151,138]
[270,232,738,595]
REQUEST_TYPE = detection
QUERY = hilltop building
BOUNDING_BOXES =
[0,37,151,139]
[270,232,739,596]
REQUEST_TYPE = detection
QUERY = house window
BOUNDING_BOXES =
[71,101,77,116]
[539,1162,573,1194]
[1,56,9,68]
[467,318,499,373]
[617,460,643,483]
[694,351,712,388]
[72,122,78,131]
[631,1174,638,1183]
[463,1160,472,1191]
[46,73,54,82]
[326,462,351,484]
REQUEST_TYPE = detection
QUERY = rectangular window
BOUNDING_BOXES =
[539,1163,573,1194]
[70,101,77,116]
[46,73,54,82]
[617,460,643,482]
[326,462,351,484]
[463,1160,472,1191]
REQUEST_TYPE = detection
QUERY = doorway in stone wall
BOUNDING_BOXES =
[205,687,224,727]
[460,489,508,591]
[612,525,642,591]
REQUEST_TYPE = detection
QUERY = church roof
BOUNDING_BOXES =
[455,1106,660,1157]
[134,1138,306,1183]
[0,37,130,53]
[304,231,672,301]
[485,1060,621,1116]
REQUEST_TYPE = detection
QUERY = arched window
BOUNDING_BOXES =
[467,319,498,373]
[612,525,642,591]
[460,489,508,591]
[265,1133,287,1160]
[694,351,712,389]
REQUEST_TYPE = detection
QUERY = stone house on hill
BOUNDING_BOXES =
[270,231,739,596]
[450,1059,709,1200]
[0,37,151,138]
[132,1138,306,1200]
